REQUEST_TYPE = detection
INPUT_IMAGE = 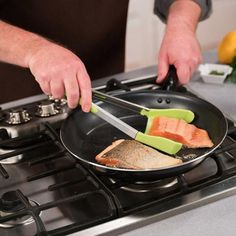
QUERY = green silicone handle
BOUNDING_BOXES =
[90,103,98,113]
[135,132,182,155]
[140,109,194,123]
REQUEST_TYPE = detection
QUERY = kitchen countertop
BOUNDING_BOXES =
[120,194,236,236]
[187,50,236,123]
[120,51,236,236]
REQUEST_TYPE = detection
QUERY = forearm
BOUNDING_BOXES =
[166,0,201,34]
[0,20,51,67]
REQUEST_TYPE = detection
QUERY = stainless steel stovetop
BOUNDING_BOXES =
[0,66,236,236]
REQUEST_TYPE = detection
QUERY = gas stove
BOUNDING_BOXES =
[1,66,236,236]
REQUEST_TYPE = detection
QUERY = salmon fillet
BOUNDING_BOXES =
[95,139,182,169]
[148,116,214,148]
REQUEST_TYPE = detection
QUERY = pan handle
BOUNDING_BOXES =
[160,65,178,91]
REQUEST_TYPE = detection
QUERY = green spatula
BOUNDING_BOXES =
[90,102,182,155]
[92,90,195,126]
[91,90,195,154]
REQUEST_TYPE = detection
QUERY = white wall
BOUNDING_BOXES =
[125,0,161,71]
[125,0,236,71]
[196,0,236,50]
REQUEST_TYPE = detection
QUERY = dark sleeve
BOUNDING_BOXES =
[154,0,212,22]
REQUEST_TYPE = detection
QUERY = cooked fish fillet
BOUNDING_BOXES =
[148,116,214,148]
[95,139,182,170]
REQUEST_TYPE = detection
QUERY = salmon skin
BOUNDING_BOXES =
[96,139,182,170]
[148,116,214,148]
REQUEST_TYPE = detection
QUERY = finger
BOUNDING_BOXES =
[64,75,80,109]
[77,66,92,112]
[157,53,169,84]
[174,62,191,85]
[50,77,65,99]
[188,57,200,76]
[36,78,51,95]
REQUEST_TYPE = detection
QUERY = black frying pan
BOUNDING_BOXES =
[60,89,228,181]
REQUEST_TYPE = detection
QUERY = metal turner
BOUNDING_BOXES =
[89,101,183,155]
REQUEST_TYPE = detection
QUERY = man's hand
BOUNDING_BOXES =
[0,20,92,111]
[27,43,92,111]
[157,0,202,85]
[157,28,201,84]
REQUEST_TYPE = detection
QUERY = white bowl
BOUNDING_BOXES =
[198,63,233,84]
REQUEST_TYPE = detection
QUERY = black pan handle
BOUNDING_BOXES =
[160,65,178,91]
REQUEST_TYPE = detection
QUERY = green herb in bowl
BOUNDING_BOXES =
[209,70,225,76]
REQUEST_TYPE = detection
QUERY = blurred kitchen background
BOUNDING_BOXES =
[125,0,236,71]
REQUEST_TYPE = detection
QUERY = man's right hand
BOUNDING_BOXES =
[27,42,92,111]
[0,20,92,112]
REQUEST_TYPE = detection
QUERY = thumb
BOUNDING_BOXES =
[175,62,191,85]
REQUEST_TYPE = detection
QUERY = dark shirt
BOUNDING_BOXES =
[154,0,212,22]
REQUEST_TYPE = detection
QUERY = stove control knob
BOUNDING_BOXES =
[35,101,59,117]
[6,109,31,125]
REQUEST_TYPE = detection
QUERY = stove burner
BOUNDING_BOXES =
[0,191,40,228]
[110,178,178,193]
[35,101,59,117]
[5,109,31,125]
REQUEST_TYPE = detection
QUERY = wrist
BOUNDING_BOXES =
[24,36,54,67]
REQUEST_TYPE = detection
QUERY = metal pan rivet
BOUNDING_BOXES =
[166,98,171,104]
[157,98,163,103]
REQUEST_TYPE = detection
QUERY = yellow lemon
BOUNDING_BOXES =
[218,31,236,64]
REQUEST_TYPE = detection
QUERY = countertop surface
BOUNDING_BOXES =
[120,194,236,236]
[120,51,236,236]
[187,50,236,123]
